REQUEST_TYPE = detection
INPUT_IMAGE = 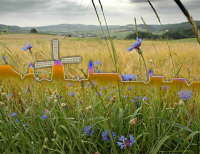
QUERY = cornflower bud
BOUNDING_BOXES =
[129,118,137,126]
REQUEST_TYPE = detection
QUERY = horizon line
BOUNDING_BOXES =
[1,20,200,28]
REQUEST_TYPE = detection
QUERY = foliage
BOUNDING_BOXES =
[30,28,37,33]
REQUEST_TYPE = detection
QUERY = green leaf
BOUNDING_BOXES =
[151,135,171,154]
[175,60,186,78]
[118,108,123,135]
[124,107,142,120]
[180,131,200,149]
[155,118,193,132]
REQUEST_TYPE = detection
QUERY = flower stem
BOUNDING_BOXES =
[140,52,148,81]
[29,50,35,62]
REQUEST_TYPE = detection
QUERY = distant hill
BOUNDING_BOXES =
[0,21,200,39]
[124,25,200,40]
[22,24,121,34]
[122,21,200,33]
[0,24,28,33]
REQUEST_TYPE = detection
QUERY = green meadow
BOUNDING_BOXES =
[0,0,200,153]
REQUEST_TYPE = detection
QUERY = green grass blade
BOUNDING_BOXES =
[175,60,185,78]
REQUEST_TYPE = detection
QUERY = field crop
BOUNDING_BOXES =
[0,33,200,153]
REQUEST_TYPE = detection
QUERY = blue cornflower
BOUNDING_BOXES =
[26,85,30,93]
[22,43,33,51]
[39,111,48,120]
[143,96,147,101]
[22,46,27,51]
[68,92,76,96]
[132,99,136,103]
[162,85,169,90]
[104,85,108,90]
[98,70,102,73]
[120,74,136,81]
[3,56,8,64]
[107,96,112,100]
[124,95,128,99]
[35,73,38,78]
[68,83,73,87]
[96,61,101,65]
[117,134,136,149]
[102,130,116,142]
[85,82,90,87]
[127,38,142,52]
[120,74,128,81]
[126,74,134,81]
[20,123,28,129]
[96,91,102,97]
[42,111,48,120]
[128,86,133,91]
[8,112,17,117]
[92,81,96,85]
[16,118,19,123]
[83,125,94,135]
[139,96,142,100]
[8,113,19,124]
[177,89,193,101]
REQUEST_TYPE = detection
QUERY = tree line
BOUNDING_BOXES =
[125,25,200,40]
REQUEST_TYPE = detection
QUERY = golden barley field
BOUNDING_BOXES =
[0,34,200,83]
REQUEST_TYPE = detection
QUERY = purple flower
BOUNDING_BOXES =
[8,112,17,117]
[16,118,19,123]
[42,111,48,120]
[27,85,30,93]
[102,130,116,142]
[22,46,27,51]
[96,91,102,97]
[162,85,169,90]
[98,70,102,73]
[124,95,128,99]
[96,61,101,65]
[120,74,136,81]
[128,86,133,91]
[139,96,142,100]
[127,38,142,52]
[132,99,136,103]
[27,43,33,50]
[3,56,8,64]
[68,83,73,87]
[35,73,38,78]
[69,92,76,96]
[143,96,147,101]
[22,43,33,51]
[107,96,112,100]
[85,82,90,87]
[137,75,140,80]
[104,85,108,90]
[177,89,193,101]
[83,125,94,135]
[20,123,28,129]
[117,134,136,149]
[92,81,96,85]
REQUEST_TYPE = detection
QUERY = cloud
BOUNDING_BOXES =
[0,0,199,26]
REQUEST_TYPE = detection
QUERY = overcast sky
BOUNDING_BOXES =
[0,0,200,27]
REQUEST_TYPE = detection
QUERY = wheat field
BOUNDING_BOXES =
[0,34,199,82]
